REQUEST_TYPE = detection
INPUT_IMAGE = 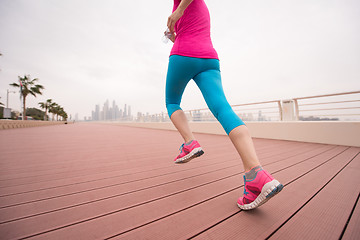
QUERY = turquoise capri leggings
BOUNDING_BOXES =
[165,55,245,135]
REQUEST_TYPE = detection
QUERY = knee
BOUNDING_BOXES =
[209,105,245,134]
[228,124,249,137]
[208,101,231,120]
[166,103,182,118]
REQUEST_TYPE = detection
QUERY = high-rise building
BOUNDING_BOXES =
[128,105,131,119]
[103,100,109,120]
[115,105,120,120]
[111,100,116,120]
[119,109,123,119]
[95,104,100,121]
[124,104,127,118]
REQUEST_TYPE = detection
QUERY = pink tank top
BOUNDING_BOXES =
[170,0,218,59]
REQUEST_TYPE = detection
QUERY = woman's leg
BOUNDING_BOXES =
[165,55,204,162]
[194,63,283,210]
[194,68,260,170]
[170,109,195,143]
[228,125,261,171]
[165,56,195,143]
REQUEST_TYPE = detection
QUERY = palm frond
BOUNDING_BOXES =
[10,83,20,87]
[30,86,44,95]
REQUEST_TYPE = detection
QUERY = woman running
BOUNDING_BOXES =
[165,0,283,210]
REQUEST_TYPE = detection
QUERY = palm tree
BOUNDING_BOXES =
[53,105,61,121]
[48,102,58,121]
[55,105,64,121]
[49,103,63,121]
[62,112,68,121]
[46,101,67,121]
[58,107,68,121]
[39,99,53,121]
[10,75,44,120]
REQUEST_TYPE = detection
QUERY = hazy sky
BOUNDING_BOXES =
[1,0,359,119]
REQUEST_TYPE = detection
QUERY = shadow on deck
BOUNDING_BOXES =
[0,123,359,239]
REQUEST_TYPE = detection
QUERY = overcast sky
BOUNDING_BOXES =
[1,0,359,120]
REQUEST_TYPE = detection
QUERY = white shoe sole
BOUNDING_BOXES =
[237,179,284,210]
[174,147,204,164]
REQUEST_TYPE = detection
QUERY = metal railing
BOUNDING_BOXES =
[184,100,283,122]
[138,91,360,122]
[293,91,360,121]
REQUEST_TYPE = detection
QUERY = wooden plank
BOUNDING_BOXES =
[342,187,360,239]
[267,151,360,239]
[0,144,331,225]
[0,134,296,185]
[0,124,314,198]
[0,160,242,223]
[1,124,356,239]
[0,140,331,223]
[0,129,249,187]
[0,141,322,209]
[0,146,346,239]
[186,147,358,240]
[342,197,360,240]
[115,146,355,240]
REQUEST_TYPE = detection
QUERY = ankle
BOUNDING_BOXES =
[244,165,262,179]
[244,163,261,172]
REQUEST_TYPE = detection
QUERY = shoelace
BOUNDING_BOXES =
[243,175,249,196]
[179,143,184,152]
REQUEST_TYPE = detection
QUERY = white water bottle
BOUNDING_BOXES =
[162,28,172,44]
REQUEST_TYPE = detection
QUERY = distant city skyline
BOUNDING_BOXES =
[85,100,132,121]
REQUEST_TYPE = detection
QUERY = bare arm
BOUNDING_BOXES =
[167,0,193,34]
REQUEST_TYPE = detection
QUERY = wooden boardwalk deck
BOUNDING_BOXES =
[0,123,359,240]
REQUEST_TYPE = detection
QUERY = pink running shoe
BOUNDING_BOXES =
[174,140,204,163]
[237,166,283,210]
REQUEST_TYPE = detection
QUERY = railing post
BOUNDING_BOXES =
[294,99,299,121]
[278,101,283,121]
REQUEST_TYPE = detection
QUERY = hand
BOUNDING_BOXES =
[163,29,176,43]
[169,33,176,43]
[167,8,184,34]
